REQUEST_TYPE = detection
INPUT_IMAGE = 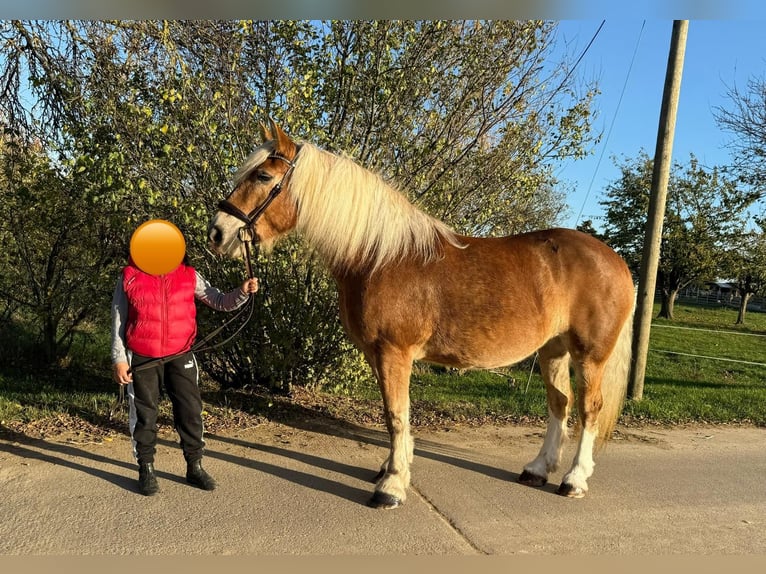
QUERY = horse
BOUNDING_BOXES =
[207,119,636,509]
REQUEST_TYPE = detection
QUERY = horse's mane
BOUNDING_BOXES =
[236,141,464,274]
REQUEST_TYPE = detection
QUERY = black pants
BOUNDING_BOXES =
[128,351,205,465]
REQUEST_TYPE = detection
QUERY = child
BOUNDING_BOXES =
[111,222,257,496]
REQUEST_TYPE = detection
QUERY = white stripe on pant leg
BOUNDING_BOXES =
[127,381,138,462]
[126,350,139,462]
[192,353,205,449]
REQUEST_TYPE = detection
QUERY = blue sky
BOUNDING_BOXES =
[552,19,766,230]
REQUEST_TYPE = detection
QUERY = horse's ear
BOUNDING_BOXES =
[270,119,295,155]
[259,121,273,142]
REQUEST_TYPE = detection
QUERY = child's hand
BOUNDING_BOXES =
[113,362,132,385]
[241,277,259,295]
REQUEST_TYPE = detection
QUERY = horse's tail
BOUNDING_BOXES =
[595,305,635,446]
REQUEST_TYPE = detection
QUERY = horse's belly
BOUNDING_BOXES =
[419,336,542,370]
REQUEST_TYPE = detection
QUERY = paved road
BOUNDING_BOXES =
[0,417,764,556]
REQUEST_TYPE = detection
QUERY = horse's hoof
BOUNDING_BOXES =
[367,491,402,509]
[371,468,386,483]
[518,470,547,487]
[556,483,586,498]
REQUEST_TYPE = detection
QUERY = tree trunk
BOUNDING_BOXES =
[657,288,677,319]
[735,292,752,325]
[43,315,58,366]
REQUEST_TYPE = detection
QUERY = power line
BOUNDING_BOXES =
[564,20,605,91]
[575,20,646,226]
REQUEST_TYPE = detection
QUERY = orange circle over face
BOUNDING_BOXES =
[129,219,186,275]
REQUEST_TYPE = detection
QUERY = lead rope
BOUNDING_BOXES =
[185,229,258,355]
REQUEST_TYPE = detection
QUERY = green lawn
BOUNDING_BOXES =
[624,304,766,425]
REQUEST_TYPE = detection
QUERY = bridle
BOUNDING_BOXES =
[216,148,300,278]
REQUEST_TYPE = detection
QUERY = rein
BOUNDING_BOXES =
[128,151,299,376]
[128,269,257,375]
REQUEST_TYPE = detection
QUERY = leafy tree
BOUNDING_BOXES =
[599,152,653,275]
[313,20,594,237]
[0,21,129,365]
[600,151,750,319]
[720,224,766,325]
[0,20,599,391]
[575,219,606,242]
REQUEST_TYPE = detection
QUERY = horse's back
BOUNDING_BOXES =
[447,227,632,307]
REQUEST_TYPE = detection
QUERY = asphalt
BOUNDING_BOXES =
[1,416,765,556]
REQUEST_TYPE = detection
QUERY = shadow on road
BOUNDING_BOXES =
[0,432,141,492]
[1,391,540,503]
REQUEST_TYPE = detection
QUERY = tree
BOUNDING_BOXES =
[0,20,599,390]
[599,152,653,276]
[575,219,606,241]
[714,74,766,203]
[721,224,766,325]
[600,151,750,319]
[0,133,120,364]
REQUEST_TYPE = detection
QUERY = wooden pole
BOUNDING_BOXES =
[628,20,689,400]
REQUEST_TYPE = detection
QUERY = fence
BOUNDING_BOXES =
[674,284,765,313]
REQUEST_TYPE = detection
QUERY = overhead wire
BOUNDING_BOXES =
[574,20,646,226]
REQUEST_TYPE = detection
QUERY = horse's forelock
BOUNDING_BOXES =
[232,142,276,188]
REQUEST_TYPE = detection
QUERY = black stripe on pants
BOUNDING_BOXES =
[129,351,205,465]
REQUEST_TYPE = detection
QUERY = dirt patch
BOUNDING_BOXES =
[1,383,758,447]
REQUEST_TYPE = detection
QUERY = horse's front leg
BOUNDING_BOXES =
[367,345,414,509]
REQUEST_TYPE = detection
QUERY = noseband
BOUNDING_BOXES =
[217,147,300,277]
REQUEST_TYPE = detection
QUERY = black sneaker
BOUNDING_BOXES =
[186,460,216,491]
[138,462,159,496]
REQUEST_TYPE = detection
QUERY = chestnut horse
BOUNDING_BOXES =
[208,120,635,509]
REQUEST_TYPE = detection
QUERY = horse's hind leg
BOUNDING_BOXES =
[557,357,606,498]
[519,339,572,488]
[367,345,414,509]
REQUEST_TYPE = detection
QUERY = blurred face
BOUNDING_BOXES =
[130,219,186,275]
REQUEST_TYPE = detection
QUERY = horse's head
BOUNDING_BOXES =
[208,119,300,259]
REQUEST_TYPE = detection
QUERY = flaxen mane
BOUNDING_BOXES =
[236,141,464,273]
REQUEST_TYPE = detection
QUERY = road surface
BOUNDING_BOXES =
[1,416,764,556]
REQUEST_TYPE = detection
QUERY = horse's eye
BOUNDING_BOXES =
[254,170,273,183]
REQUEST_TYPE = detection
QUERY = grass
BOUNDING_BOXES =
[340,302,766,427]
[1,301,765,437]
[623,303,766,425]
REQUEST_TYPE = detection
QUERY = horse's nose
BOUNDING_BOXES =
[208,224,222,247]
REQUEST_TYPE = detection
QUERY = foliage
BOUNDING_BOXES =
[599,151,753,319]
[597,152,653,273]
[200,242,372,393]
[0,131,122,363]
[0,20,597,389]
[720,225,766,324]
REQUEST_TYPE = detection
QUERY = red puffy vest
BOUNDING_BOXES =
[122,263,198,358]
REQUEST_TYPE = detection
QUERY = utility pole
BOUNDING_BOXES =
[628,20,689,400]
